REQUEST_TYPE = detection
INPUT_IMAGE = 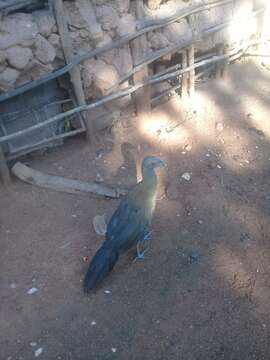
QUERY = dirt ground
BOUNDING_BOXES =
[1,59,270,360]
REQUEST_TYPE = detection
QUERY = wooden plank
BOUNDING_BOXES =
[53,0,95,145]
[12,162,126,198]
[0,145,11,185]
[131,0,151,117]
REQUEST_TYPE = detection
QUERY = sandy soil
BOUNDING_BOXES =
[1,59,270,360]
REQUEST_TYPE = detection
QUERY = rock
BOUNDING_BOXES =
[148,31,169,50]
[93,60,119,96]
[0,50,5,63]
[147,0,162,10]
[64,1,86,29]
[27,287,38,295]
[95,173,104,183]
[216,122,223,132]
[93,214,107,235]
[0,62,7,73]
[34,35,56,64]
[0,13,38,49]
[81,58,96,89]
[116,14,136,37]
[34,347,43,357]
[181,172,191,181]
[79,29,89,39]
[114,0,130,13]
[48,33,64,60]
[112,46,133,77]
[0,67,19,89]
[76,0,104,44]
[33,10,56,37]
[96,5,120,31]
[184,143,192,151]
[6,46,32,70]
[164,20,191,44]
[30,60,53,80]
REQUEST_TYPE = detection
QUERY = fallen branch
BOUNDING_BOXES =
[11,162,126,198]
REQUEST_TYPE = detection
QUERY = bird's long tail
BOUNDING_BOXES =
[83,242,119,293]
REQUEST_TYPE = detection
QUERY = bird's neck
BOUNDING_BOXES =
[142,168,157,191]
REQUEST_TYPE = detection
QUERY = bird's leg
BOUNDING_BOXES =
[134,230,153,261]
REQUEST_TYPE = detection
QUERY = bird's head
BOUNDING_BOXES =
[141,156,166,176]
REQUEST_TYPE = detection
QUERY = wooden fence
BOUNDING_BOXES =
[0,0,266,184]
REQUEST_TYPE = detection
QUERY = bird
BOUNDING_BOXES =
[83,156,165,293]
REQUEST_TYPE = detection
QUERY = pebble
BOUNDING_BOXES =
[217,164,222,169]
[111,348,117,353]
[181,172,191,181]
[198,220,203,225]
[95,173,104,183]
[184,144,192,151]
[27,287,38,295]
[216,122,223,132]
[104,290,111,294]
[91,321,97,326]
[10,283,16,289]
[30,342,37,347]
[34,348,43,357]
[71,214,77,218]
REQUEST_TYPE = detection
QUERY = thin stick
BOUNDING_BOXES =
[11,162,126,198]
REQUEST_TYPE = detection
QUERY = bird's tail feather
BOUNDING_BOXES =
[83,242,119,293]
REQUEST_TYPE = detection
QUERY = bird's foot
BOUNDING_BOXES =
[143,230,153,242]
[133,243,148,262]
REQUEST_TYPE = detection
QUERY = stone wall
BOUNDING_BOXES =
[0,0,264,99]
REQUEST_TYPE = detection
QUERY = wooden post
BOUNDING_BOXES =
[222,45,229,78]
[131,0,151,118]
[0,145,11,185]
[187,45,195,97]
[181,50,188,98]
[53,0,95,145]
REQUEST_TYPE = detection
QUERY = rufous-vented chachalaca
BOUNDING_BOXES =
[83,156,165,293]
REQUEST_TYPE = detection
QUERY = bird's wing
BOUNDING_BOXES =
[106,196,148,251]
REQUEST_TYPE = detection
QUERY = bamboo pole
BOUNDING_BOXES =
[131,0,151,118]
[187,45,195,97]
[181,50,188,98]
[53,0,95,145]
[0,145,11,185]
